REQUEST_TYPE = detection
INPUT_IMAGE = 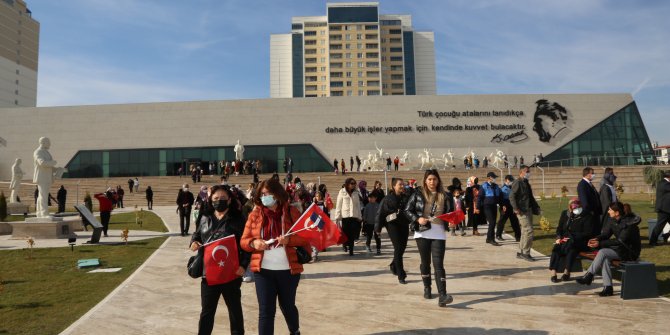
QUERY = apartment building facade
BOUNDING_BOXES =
[0,0,38,107]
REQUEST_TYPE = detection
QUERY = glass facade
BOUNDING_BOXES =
[64,144,333,178]
[327,6,378,23]
[292,33,304,98]
[402,31,416,95]
[543,102,654,166]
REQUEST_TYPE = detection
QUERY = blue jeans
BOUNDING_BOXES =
[254,269,301,335]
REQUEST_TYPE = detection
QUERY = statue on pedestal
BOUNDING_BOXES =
[233,140,245,161]
[10,158,23,203]
[33,137,66,218]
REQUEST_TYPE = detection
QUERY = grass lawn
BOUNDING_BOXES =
[106,211,168,233]
[2,210,167,233]
[509,193,670,297]
[0,236,168,335]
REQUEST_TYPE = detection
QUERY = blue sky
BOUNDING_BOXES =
[29,0,670,144]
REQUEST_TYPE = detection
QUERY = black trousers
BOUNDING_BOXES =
[650,211,670,244]
[58,201,65,213]
[342,218,361,255]
[199,277,244,335]
[415,238,446,289]
[483,205,498,241]
[386,222,409,280]
[496,207,520,240]
[179,208,192,234]
[100,211,111,235]
[147,199,153,210]
[362,224,381,250]
[254,269,301,335]
[549,244,580,272]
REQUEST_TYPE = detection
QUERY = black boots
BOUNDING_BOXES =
[576,272,594,285]
[561,273,571,282]
[550,275,559,283]
[422,276,432,299]
[599,286,614,297]
[437,278,453,307]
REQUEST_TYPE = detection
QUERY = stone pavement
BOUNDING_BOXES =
[58,206,669,335]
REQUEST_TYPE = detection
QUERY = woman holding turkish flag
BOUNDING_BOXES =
[241,178,311,335]
[190,185,250,335]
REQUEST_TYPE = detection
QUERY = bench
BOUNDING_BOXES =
[579,251,658,300]
[74,204,104,244]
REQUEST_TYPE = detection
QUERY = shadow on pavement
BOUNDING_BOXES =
[368,327,549,334]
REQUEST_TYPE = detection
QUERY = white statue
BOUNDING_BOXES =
[33,137,65,218]
[447,149,454,164]
[418,148,434,170]
[400,150,410,164]
[490,149,505,168]
[233,140,244,161]
[10,158,23,203]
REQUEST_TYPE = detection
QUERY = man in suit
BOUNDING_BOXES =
[577,167,602,235]
[650,170,670,246]
[177,184,195,236]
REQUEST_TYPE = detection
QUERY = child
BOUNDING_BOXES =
[448,185,467,236]
[362,193,381,254]
[311,192,330,261]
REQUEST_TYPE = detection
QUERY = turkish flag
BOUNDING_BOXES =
[435,211,466,225]
[203,235,239,286]
[291,203,344,250]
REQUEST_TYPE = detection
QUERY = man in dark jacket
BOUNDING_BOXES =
[496,175,521,242]
[650,170,670,246]
[577,167,602,235]
[478,172,504,246]
[510,165,540,261]
[177,184,195,236]
[56,185,67,213]
[599,167,617,227]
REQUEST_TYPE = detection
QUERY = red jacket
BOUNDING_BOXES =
[241,205,311,275]
[94,194,113,212]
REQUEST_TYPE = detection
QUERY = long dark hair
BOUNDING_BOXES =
[421,169,444,204]
[208,185,241,216]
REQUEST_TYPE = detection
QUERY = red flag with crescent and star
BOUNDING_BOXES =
[435,211,466,225]
[291,203,344,250]
[203,235,239,286]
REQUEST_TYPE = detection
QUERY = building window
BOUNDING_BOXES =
[356,34,362,40]
[345,44,351,49]
[357,52,363,58]
[365,25,378,30]
[292,23,303,30]
[321,76,327,81]
[390,47,403,52]
[368,90,380,95]
[321,57,326,62]
[346,71,352,78]
[321,48,326,54]
[304,31,317,36]
[345,34,351,40]
[358,71,363,77]
[390,56,403,61]
[347,90,353,96]
[365,43,378,49]
[346,62,352,68]
[357,25,363,30]
[389,29,402,34]
[320,66,327,71]
[345,53,351,59]
[358,90,364,96]
[321,40,326,45]
[346,81,352,87]
[305,40,317,45]
[358,81,364,86]
[320,30,326,35]
[322,85,327,90]
[357,62,364,67]
[332,91,344,96]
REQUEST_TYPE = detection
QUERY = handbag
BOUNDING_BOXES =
[294,246,312,264]
[187,247,204,278]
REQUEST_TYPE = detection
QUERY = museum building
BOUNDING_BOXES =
[0,93,654,180]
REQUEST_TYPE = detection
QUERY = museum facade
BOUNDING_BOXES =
[0,93,654,180]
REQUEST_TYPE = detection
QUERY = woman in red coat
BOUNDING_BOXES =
[241,179,311,335]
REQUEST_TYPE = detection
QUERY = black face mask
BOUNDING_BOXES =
[212,199,229,212]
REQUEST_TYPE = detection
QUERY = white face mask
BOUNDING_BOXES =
[525,172,531,179]
[591,174,596,181]
[572,207,583,215]
[491,178,497,184]
[183,187,189,192]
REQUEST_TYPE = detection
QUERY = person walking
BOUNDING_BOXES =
[340,159,346,175]
[177,184,195,236]
[577,167,602,235]
[478,172,503,246]
[404,169,454,307]
[240,179,312,335]
[510,165,541,261]
[127,178,134,194]
[134,177,140,193]
[376,178,410,284]
[576,202,641,296]
[333,159,339,174]
[350,156,354,172]
[190,185,250,335]
[333,177,363,256]
[56,185,67,213]
[145,186,153,210]
[362,193,381,254]
[116,185,125,209]
[356,155,361,172]
[650,170,670,246]
[393,156,400,171]
[464,176,483,235]
[496,175,521,242]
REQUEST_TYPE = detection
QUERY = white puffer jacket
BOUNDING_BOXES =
[332,188,363,221]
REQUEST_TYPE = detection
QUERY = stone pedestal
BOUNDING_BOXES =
[10,216,83,239]
[0,222,12,235]
[7,202,29,215]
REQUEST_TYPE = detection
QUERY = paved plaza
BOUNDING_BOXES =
[38,207,669,334]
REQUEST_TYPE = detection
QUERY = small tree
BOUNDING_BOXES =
[0,192,7,221]
[643,166,664,191]
[84,192,93,213]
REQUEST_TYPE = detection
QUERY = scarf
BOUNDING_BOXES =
[261,206,284,247]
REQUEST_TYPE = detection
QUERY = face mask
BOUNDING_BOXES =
[212,199,229,212]
[572,207,583,216]
[590,174,596,181]
[525,173,531,179]
[491,178,497,184]
[183,187,189,192]
[261,195,276,207]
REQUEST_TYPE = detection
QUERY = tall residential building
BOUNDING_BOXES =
[271,2,435,98]
[0,0,39,107]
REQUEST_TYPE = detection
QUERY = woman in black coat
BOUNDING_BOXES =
[548,198,593,282]
[375,178,409,284]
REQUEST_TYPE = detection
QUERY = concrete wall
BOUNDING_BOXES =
[269,34,293,98]
[413,31,436,95]
[0,93,633,180]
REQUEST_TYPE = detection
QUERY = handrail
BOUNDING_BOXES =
[531,154,664,169]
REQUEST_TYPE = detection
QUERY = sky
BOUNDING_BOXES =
[27,0,670,144]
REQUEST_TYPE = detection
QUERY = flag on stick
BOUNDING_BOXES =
[288,203,344,250]
[435,211,466,225]
[203,235,239,286]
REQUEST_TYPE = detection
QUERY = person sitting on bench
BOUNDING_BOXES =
[548,198,593,283]
[576,202,641,296]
